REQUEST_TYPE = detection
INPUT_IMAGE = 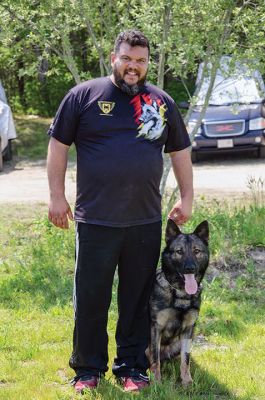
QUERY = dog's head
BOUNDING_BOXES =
[162,220,209,295]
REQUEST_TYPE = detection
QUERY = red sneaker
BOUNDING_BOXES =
[73,376,99,393]
[120,376,149,392]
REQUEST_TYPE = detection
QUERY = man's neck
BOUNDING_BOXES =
[109,74,118,87]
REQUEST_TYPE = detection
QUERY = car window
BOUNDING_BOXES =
[195,57,265,106]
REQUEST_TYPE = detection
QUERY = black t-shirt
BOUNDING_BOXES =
[48,77,190,227]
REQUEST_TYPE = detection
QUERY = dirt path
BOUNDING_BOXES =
[168,155,265,201]
[0,155,264,203]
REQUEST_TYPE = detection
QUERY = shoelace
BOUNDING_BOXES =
[70,375,99,386]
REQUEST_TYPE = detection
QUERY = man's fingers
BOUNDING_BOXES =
[51,216,63,228]
[168,208,181,220]
[48,212,71,229]
[48,200,73,229]
[67,208,74,221]
[58,215,69,229]
[168,207,188,225]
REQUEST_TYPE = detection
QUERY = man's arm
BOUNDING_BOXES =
[168,148,194,225]
[47,137,73,229]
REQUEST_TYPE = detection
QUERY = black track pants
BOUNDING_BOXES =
[69,221,161,378]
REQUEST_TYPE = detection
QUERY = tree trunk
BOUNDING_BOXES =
[17,59,27,110]
[189,8,233,142]
[157,3,171,89]
[183,51,210,125]
[78,0,110,76]
[61,33,82,85]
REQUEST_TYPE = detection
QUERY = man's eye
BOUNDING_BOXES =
[121,56,130,62]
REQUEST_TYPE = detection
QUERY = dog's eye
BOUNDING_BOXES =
[194,249,201,255]
[175,249,183,255]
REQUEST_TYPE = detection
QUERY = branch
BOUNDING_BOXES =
[180,76,192,101]
[78,0,110,76]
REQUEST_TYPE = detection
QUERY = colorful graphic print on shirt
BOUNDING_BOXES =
[130,94,167,141]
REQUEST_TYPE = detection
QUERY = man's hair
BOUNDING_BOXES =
[114,30,150,55]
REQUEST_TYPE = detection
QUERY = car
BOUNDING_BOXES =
[0,80,17,172]
[181,56,265,162]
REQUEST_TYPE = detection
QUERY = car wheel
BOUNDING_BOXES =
[191,151,199,163]
[0,151,3,172]
[259,146,265,158]
[3,139,12,161]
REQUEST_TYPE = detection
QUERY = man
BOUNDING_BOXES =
[47,30,193,393]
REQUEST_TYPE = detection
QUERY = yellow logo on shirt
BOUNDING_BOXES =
[98,101,115,116]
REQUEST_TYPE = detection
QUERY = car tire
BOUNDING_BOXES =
[191,151,199,163]
[3,139,12,161]
[259,146,265,158]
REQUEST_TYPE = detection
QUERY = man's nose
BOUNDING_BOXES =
[127,60,139,68]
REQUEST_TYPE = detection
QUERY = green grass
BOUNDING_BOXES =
[12,115,76,162]
[0,202,264,399]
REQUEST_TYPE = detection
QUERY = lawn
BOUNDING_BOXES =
[11,115,76,162]
[0,201,264,400]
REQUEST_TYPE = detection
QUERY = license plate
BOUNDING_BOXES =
[217,139,234,148]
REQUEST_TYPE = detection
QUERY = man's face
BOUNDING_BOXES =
[111,42,149,95]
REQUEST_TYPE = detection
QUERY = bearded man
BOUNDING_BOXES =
[47,29,193,394]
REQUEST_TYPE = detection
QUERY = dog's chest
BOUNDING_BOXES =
[173,296,192,310]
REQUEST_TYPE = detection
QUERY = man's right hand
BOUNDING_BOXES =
[48,195,74,229]
[47,137,72,229]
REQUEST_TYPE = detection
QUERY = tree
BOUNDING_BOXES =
[0,0,264,122]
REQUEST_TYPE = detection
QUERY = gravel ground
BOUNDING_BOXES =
[0,154,264,203]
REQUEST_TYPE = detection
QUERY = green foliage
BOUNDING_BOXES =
[164,78,195,105]
[22,62,76,116]
[1,0,265,116]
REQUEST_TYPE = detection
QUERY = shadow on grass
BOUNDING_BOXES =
[78,358,252,400]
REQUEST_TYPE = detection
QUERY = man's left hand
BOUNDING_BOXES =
[168,199,192,225]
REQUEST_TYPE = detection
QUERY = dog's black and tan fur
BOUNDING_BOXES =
[148,220,209,385]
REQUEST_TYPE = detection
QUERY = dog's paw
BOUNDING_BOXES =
[150,365,161,382]
[154,371,161,382]
[181,376,193,386]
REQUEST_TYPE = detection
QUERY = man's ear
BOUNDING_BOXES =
[110,52,116,68]
[193,220,209,245]
[165,219,182,244]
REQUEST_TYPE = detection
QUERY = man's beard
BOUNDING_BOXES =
[113,65,147,96]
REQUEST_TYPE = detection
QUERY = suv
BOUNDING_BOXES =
[0,81,17,171]
[183,57,265,162]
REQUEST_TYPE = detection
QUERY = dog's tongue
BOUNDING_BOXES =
[184,274,198,295]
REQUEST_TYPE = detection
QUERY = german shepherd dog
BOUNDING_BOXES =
[148,219,209,385]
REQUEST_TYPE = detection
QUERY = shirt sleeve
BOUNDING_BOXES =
[164,99,191,153]
[47,90,80,146]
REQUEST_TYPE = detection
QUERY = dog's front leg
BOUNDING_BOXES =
[149,323,162,381]
[180,335,193,386]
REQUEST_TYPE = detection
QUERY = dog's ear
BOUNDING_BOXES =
[165,219,182,244]
[193,220,209,245]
